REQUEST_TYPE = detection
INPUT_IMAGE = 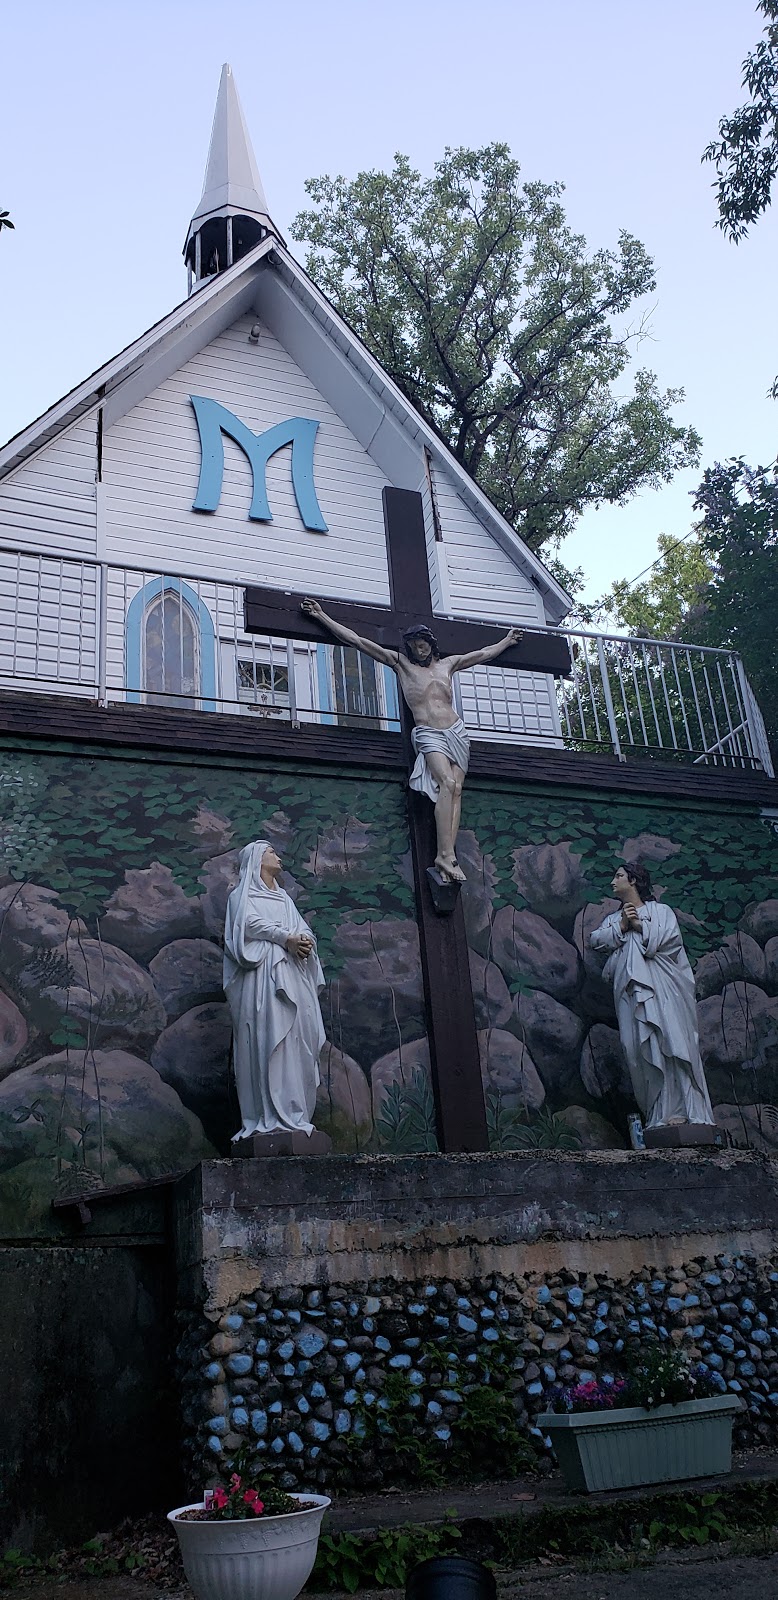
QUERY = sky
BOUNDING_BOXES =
[1,0,776,609]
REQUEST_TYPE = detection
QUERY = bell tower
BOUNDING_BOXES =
[183,64,282,293]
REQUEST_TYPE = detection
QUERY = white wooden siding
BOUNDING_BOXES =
[102,314,394,603]
[0,416,97,559]
[431,463,560,744]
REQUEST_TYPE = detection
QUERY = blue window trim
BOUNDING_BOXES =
[315,645,400,731]
[126,577,217,711]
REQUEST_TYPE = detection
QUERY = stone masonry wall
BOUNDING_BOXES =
[177,1254,778,1494]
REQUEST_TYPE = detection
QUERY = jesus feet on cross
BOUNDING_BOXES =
[301,598,523,882]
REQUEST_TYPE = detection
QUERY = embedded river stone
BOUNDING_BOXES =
[694,934,766,999]
[468,950,513,1031]
[151,1002,233,1149]
[332,918,426,1067]
[512,989,587,1099]
[511,841,589,931]
[316,1042,373,1151]
[477,1027,545,1111]
[579,1022,631,1100]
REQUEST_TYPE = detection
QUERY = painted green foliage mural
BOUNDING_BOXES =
[459,783,778,1154]
[0,748,435,1233]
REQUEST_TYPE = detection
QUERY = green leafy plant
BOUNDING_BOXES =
[375,1067,437,1153]
[647,1493,732,1548]
[624,1343,717,1410]
[313,1519,462,1593]
[486,1093,581,1151]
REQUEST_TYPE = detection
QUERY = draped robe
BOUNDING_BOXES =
[589,901,714,1129]
[223,841,325,1140]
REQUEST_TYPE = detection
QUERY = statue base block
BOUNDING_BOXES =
[643,1123,722,1150]
[426,866,462,915]
[231,1129,333,1159]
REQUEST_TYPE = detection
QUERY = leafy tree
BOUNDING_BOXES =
[602,460,778,759]
[703,1,778,242]
[0,210,13,234]
[293,145,700,575]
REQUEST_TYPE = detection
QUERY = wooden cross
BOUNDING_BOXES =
[244,488,570,1153]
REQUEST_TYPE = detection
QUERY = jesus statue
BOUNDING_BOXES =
[301,598,523,882]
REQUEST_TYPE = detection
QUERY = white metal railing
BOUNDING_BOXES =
[0,542,772,775]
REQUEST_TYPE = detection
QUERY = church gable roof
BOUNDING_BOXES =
[0,236,571,622]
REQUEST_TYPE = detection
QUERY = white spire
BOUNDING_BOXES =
[184,65,282,288]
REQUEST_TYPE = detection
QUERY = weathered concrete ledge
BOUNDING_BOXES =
[174,1150,778,1312]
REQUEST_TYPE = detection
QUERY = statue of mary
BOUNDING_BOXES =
[223,839,326,1142]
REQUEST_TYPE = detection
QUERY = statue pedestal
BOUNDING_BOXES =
[643,1123,721,1150]
[231,1129,333,1159]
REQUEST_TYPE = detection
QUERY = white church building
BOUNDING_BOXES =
[0,67,769,772]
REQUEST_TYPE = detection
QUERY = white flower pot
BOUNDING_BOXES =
[168,1493,331,1600]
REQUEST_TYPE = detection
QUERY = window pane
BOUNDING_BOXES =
[145,594,198,704]
[333,646,380,727]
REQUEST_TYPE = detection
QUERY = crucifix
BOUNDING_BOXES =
[244,487,570,1152]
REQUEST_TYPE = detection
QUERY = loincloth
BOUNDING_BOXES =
[408,718,470,802]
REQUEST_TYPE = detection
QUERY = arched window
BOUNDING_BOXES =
[125,577,217,711]
[144,591,199,706]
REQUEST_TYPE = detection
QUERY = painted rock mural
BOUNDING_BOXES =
[0,748,776,1231]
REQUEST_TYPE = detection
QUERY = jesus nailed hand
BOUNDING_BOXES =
[301,597,523,884]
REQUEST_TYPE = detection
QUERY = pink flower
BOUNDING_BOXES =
[211,1487,229,1509]
[230,1474,242,1490]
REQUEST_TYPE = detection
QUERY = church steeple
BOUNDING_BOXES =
[184,64,282,293]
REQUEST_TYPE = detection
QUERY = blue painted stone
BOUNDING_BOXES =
[310,1382,327,1401]
[377,1397,390,1411]
[308,1420,330,1442]
[242,1301,257,1315]
[227,1354,253,1377]
[614,1339,624,1353]
[251,1410,268,1436]
[434,1426,452,1442]
[296,1328,327,1358]
[457,1296,471,1309]
[344,1352,361,1372]
[704,1273,722,1287]
[536,1286,551,1305]
[204,1362,222,1381]
[270,1437,284,1454]
[255,1313,267,1325]
[427,1400,443,1419]
[739,1361,757,1377]
[389,1353,412,1369]
[255,1362,270,1380]
[307,1290,322,1308]
[667,1297,684,1313]
[364,1297,381,1316]
[210,1415,227,1435]
[641,1318,657,1333]
[480,1307,495,1320]
[270,1309,284,1322]
[740,1317,754,1333]
[567,1287,584,1308]
[752,1329,771,1346]
[269,1401,282,1414]
[578,1371,596,1384]
[466,1353,479,1365]
[409,1370,425,1387]
[707,1352,724,1371]
[425,1285,438,1297]
[542,1365,556,1383]
[728,1380,743,1392]
[527,1381,543,1396]
[232,1408,249,1429]
[298,1360,312,1375]
[550,1317,563,1330]
[232,1395,244,1405]
[586,1339,600,1355]
[741,1298,756,1314]
[497,1308,510,1322]
[409,1303,426,1316]
[255,1339,269,1357]
[769,1394,778,1406]
[224,1314,243,1331]
[348,1302,359,1318]
[691,1325,705,1339]
[757,1312,769,1328]
[735,1349,747,1361]
[566,1313,577,1325]
[355,1369,366,1384]
[363,1319,375,1333]
[684,1294,700,1308]
[207,1436,223,1455]
[363,1392,376,1406]
[433,1316,450,1330]
[438,1389,461,1403]
[489,1289,498,1302]
[593,1319,607,1336]
[288,1432,304,1454]
[334,1410,351,1435]
[717,1335,735,1354]
[483,1328,499,1343]
[446,1363,460,1378]
[331,1339,348,1353]
[627,1319,641,1334]
[281,1364,295,1378]
[402,1338,421,1350]
[601,1374,615,1386]
[409,1393,422,1409]
[343,1389,358,1405]
[375,1336,391,1353]
[353,1416,367,1439]
[597,1301,609,1318]
[457,1314,478,1334]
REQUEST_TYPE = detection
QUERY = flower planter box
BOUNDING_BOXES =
[537,1393,741,1493]
[168,1493,331,1600]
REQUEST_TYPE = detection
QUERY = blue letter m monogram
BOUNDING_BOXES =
[189,396,328,532]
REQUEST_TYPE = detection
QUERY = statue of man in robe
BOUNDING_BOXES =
[301,598,523,883]
[223,839,326,1142]
[589,862,715,1132]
